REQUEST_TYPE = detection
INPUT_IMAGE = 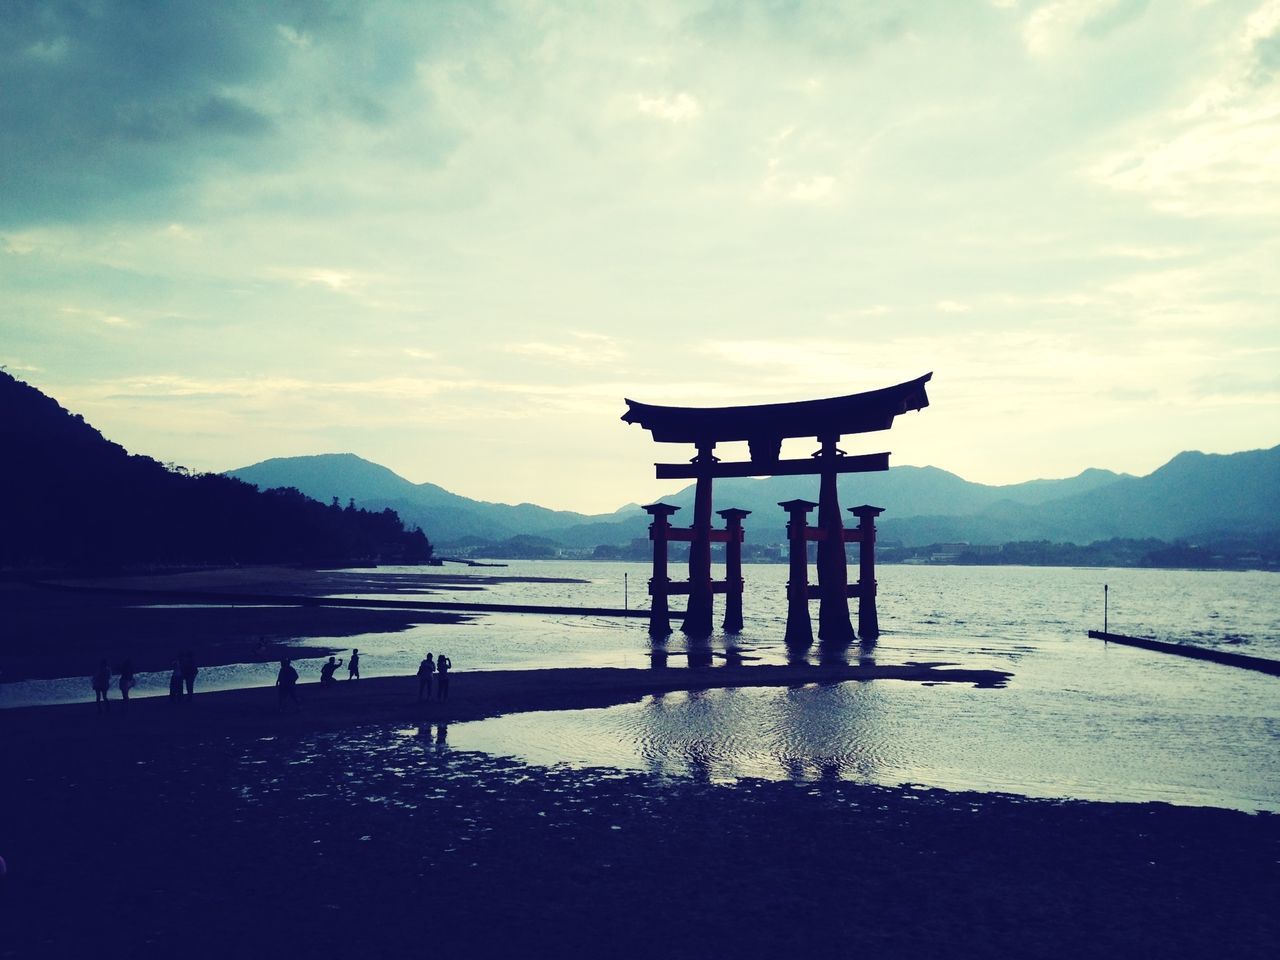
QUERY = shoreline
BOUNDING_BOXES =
[0,661,1010,742]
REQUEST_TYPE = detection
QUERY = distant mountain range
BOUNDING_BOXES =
[9,366,1270,570]
[228,454,629,545]
[227,444,1280,550]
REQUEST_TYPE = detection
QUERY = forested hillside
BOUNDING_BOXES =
[0,373,433,570]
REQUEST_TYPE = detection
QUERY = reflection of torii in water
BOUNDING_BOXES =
[621,373,932,647]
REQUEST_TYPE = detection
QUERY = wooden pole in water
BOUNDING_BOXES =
[625,572,628,611]
[1104,584,1108,638]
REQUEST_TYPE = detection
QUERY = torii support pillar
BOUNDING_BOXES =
[850,505,884,641]
[780,499,816,647]
[681,443,717,639]
[816,437,857,644]
[717,507,750,633]
[643,502,679,637]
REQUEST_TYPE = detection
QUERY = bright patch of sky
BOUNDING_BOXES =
[2,0,1277,512]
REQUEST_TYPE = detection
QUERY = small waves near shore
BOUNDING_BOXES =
[446,678,1279,813]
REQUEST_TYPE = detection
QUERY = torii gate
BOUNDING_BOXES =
[622,373,931,643]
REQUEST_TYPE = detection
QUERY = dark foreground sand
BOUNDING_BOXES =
[2,666,1277,959]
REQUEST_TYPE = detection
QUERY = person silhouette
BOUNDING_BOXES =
[91,659,111,713]
[276,658,299,711]
[117,658,136,713]
[416,654,435,701]
[435,653,451,700]
[168,657,183,702]
[178,651,198,700]
[347,649,361,681]
[320,656,344,686]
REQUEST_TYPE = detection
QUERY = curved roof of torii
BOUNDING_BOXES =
[621,372,932,445]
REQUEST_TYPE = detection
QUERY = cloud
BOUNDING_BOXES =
[4,2,1277,506]
[505,334,624,366]
[787,174,837,202]
[0,1,445,228]
[1087,0,1280,215]
[1023,0,1149,56]
[280,268,365,293]
[0,2,294,226]
[276,25,312,50]
[0,358,43,373]
[696,327,1254,410]
[1097,244,1193,261]
[86,373,457,409]
[161,223,197,241]
[59,305,134,327]
[760,159,840,204]
[1191,371,1280,401]
[635,92,700,122]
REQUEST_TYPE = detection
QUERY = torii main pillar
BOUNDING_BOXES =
[816,436,857,644]
[780,499,817,647]
[643,502,679,637]
[681,442,717,638]
[850,504,884,641]
[717,507,750,633]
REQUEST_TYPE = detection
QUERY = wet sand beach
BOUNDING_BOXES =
[2,664,1277,959]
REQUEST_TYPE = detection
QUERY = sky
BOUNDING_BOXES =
[3,0,1278,513]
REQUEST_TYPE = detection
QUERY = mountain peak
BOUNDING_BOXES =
[233,451,382,470]
[228,453,417,501]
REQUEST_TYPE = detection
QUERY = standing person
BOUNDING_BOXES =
[168,657,184,703]
[91,659,111,713]
[436,653,451,701]
[117,658,136,713]
[347,648,361,681]
[178,651,198,700]
[276,658,299,712]
[416,654,434,701]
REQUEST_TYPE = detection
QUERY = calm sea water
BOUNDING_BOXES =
[6,562,1278,811]
[441,562,1280,812]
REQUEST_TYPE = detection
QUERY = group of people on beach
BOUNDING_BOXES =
[91,651,198,713]
[273,649,452,711]
[319,648,360,686]
[92,648,451,713]
[276,647,361,710]
[416,652,452,701]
